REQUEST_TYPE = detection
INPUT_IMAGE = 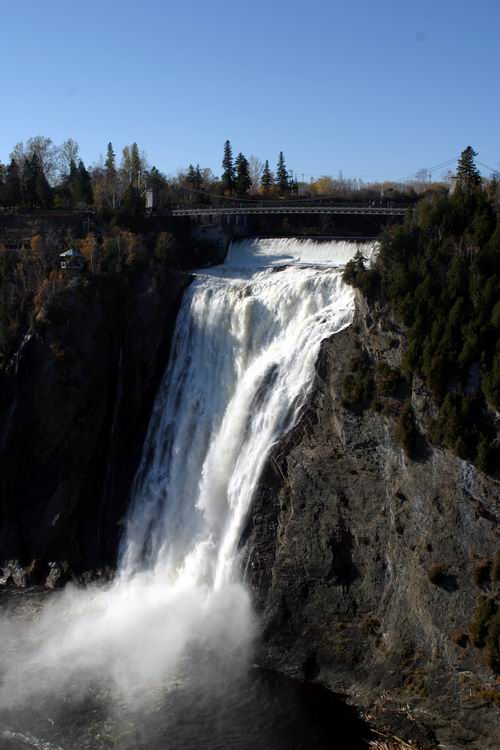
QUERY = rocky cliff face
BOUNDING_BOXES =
[0,267,190,585]
[244,293,500,750]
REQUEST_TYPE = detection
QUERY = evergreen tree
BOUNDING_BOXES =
[261,159,273,194]
[195,164,203,192]
[77,160,93,205]
[186,164,203,203]
[235,153,251,197]
[130,142,142,189]
[24,153,42,207]
[456,146,482,190]
[105,142,117,208]
[186,164,197,186]
[4,159,22,207]
[276,151,289,194]
[64,159,78,207]
[0,163,4,207]
[35,168,52,208]
[221,140,235,194]
[105,142,116,174]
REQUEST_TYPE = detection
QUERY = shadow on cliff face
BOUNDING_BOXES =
[0,266,191,581]
[328,525,360,592]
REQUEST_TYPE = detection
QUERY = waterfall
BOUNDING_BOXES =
[0,238,374,706]
[121,247,360,588]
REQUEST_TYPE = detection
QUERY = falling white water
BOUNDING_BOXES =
[0,238,373,708]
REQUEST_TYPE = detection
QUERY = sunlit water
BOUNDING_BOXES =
[0,239,375,748]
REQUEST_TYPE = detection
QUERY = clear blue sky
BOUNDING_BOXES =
[1,0,498,181]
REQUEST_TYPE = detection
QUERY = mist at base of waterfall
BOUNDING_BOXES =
[0,591,370,750]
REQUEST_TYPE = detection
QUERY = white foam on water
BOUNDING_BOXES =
[224,237,377,269]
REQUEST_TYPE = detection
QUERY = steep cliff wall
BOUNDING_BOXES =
[244,294,500,749]
[0,267,190,584]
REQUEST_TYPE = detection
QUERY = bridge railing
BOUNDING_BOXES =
[170,205,408,217]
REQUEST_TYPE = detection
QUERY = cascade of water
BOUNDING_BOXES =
[0,238,374,705]
[121,263,356,590]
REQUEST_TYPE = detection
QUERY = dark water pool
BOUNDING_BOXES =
[0,590,371,750]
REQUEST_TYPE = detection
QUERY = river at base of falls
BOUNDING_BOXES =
[0,591,370,750]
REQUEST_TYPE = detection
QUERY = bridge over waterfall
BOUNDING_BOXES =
[170,205,408,218]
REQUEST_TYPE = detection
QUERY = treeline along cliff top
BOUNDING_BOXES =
[343,147,500,477]
[0,135,445,217]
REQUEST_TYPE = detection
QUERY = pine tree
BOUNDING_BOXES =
[235,153,251,197]
[222,140,235,194]
[0,164,4,207]
[186,164,197,186]
[276,151,289,194]
[130,142,142,189]
[456,146,482,190]
[36,169,52,208]
[105,142,117,208]
[77,160,93,206]
[261,160,273,195]
[105,142,116,174]
[194,164,203,193]
[4,159,22,207]
[24,153,42,207]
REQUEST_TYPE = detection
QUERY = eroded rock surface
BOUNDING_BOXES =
[244,294,500,749]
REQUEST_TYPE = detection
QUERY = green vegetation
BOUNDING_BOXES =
[343,249,381,302]
[395,402,420,458]
[343,147,500,475]
[341,349,374,411]
[234,153,251,198]
[375,362,403,397]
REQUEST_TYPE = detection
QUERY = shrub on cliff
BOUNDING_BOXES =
[342,250,380,302]
[470,596,500,674]
[341,350,374,411]
[375,362,402,397]
[395,402,419,458]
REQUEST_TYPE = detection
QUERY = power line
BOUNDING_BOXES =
[390,157,459,184]
[477,160,499,175]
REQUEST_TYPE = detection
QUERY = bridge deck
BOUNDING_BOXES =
[171,205,408,217]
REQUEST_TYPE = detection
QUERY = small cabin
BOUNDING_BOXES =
[60,248,84,273]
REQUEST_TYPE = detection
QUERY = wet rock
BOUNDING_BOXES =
[45,561,73,589]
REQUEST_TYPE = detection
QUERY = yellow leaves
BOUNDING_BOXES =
[309,176,336,195]
[31,234,44,254]
[80,233,96,261]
